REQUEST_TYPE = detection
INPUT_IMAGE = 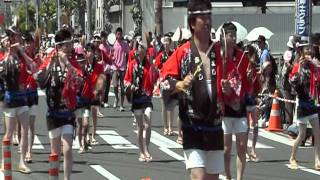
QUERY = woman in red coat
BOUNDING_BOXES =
[124,41,157,162]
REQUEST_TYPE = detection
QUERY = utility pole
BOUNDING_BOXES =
[121,0,125,31]
[25,0,29,30]
[57,0,61,30]
[86,0,92,40]
[35,0,40,29]
[154,0,163,36]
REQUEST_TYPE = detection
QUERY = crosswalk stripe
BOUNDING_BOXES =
[37,89,45,96]
[33,135,45,149]
[38,89,116,97]
[285,164,320,176]
[0,171,3,180]
[90,165,121,180]
[159,147,184,161]
[134,130,182,148]
[150,130,182,148]
[232,135,274,149]
[73,136,80,149]
[96,130,138,149]
[259,129,312,148]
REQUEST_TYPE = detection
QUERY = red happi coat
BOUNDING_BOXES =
[289,59,317,100]
[36,50,82,110]
[124,56,156,96]
[160,41,224,104]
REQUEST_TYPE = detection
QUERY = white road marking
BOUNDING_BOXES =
[259,129,312,148]
[38,89,116,97]
[232,135,274,149]
[150,130,182,148]
[159,147,184,161]
[72,136,80,149]
[90,165,121,180]
[32,135,45,149]
[285,164,320,176]
[0,171,3,180]
[97,130,138,149]
[37,89,46,96]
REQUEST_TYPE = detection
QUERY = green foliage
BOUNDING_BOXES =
[39,0,57,34]
[61,0,78,17]
[15,3,36,32]
[130,1,143,36]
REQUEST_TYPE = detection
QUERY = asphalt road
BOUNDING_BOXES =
[0,92,320,180]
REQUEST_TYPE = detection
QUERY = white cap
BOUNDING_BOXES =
[283,50,292,63]
[286,36,294,48]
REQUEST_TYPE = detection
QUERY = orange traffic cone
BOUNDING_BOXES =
[266,90,282,132]
[49,153,59,180]
[2,139,12,180]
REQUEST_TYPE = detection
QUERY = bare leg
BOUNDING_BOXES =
[190,167,206,180]
[91,106,98,144]
[135,113,145,160]
[236,132,248,180]
[290,124,306,164]
[61,134,73,180]
[82,117,89,151]
[167,109,174,135]
[224,134,232,179]
[76,118,83,151]
[176,116,183,144]
[250,109,258,157]
[17,111,30,170]
[161,99,168,134]
[26,115,36,162]
[309,117,320,166]
[190,167,220,180]
[143,108,152,159]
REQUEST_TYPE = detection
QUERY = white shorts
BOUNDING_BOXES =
[29,105,38,116]
[3,106,29,118]
[297,113,318,125]
[246,105,256,112]
[75,108,90,118]
[48,125,74,139]
[222,117,248,134]
[133,107,152,117]
[184,149,224,174]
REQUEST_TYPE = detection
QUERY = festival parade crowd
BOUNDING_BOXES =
[1,0,320,180]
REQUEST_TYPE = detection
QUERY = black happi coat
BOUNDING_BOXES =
[161,40,224,151]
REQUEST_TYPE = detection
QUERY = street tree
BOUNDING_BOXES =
[39,0,57,34]
[15,3,36,32]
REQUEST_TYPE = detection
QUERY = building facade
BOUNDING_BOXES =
[107,0,320,54]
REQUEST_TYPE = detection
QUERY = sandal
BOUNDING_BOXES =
[145,155,153,163]
[288,158,299,170]
[176,137,183,145]
[90,139,99,145]
[78,147,87,154]
[139,155,146,162]
[167,130,173,136]
[17,165,32,174]
[163,129,169,135]
[25,155,32,163]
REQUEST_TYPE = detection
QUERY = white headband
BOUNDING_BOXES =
[188,10,211,15]
[55,39,73,46]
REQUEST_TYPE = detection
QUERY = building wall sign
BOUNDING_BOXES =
[295,0,311,38]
